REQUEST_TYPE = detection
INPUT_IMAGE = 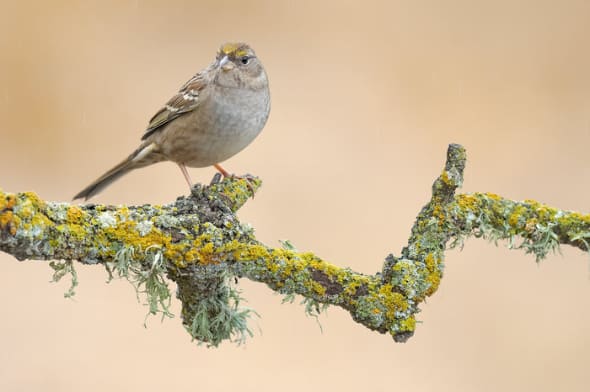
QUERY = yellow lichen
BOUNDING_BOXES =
[392,262,416,288]
[523,200,557,221]
[311,281,327,296]
[432,204,445,222]
[485,193,502,201]
[197,242,216,264]
[398,316,416,332]
[525,218,538,233]
[564,212,590,224]
[424,253,436,271]
[66,206,84,224]
[0,210,13,226]
[0,210,18,235]
[455,194,479,212]
[376,284,410,322]
[0,193,17,210]
[343,279,362,296]
[508,205,527,228]
[308,257,340,278]
[440,170,451,185]
[556,212,590,230]
[22,192,46,210]
[207,178,260,212]
[424,272,441,296]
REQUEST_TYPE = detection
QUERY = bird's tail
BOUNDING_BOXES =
[73,142,161,201]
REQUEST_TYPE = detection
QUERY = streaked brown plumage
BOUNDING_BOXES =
[74,42,270,200]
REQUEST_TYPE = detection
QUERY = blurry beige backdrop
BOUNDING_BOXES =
[1,1,590,391]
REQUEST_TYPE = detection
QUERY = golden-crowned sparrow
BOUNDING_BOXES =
[74,42,270,200]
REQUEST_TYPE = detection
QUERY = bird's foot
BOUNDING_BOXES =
[213,164,258,197]
[229,173,258,197]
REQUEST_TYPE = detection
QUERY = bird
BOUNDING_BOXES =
[73,42,270,200]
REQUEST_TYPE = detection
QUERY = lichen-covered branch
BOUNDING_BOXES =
[1,144,589,346]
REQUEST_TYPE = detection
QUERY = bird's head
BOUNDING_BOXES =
[214,42,268,89]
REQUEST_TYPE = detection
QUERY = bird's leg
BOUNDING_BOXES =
[213,163,230,177]
[177,163,193,189]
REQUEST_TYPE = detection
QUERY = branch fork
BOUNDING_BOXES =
[2,144,589,346]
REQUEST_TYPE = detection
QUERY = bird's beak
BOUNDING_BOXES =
[219,56,235,72]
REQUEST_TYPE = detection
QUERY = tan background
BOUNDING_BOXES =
[1,1,590,391]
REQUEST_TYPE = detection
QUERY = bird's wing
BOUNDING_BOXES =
[141,71,209,141]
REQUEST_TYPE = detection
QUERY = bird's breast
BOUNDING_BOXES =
[158,86,270,168]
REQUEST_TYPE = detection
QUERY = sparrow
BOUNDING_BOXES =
[74,42,270,200]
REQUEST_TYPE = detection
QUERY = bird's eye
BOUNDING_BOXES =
[240,56,250,65]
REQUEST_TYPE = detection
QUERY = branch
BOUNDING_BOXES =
[1,144,589,346]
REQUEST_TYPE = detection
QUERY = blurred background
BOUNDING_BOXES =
[1,1,590,391]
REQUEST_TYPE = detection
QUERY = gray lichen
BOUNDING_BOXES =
[1,145,589,346]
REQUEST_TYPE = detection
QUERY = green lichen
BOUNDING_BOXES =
[206,176,261,212]
[2,145,589,346]
[448,193,589,262]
